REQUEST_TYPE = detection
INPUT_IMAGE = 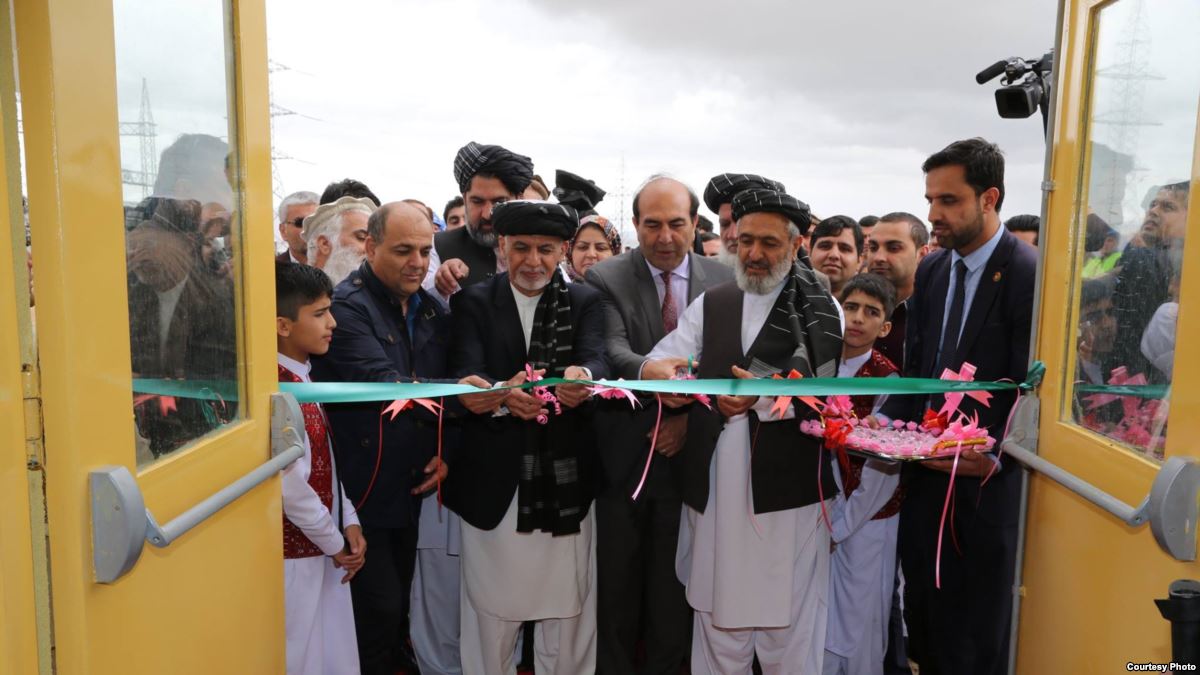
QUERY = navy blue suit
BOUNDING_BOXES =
[443,274,610,531]
[881,229,1036,675]
[312,262,454,528]
[310,261,454,675]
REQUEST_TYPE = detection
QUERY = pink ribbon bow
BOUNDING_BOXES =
[134,394,178,416]
[938,363,993,418]
[587,380,641,408]
[382,397,442,421]
[769,369,824,419]
[1084,366,1146,415]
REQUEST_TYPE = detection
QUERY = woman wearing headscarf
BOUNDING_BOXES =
[567,214,621,282]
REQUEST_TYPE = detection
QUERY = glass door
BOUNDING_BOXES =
[1017,0,1200,670]
[13,0,283,671]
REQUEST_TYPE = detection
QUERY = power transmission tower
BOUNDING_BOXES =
[1092,0,1161,226]
[119,78,157,200]
[267,59,318,201]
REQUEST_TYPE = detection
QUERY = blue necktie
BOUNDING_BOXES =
[936,259,969,376]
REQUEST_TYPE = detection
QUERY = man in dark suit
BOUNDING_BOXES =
[584,175,732,674]
[881,138,1037,675]
[446,200,609,674]
[311,202,493,675]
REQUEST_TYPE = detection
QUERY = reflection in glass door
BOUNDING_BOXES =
[112,0,245,466]
[1068,0,1200,461]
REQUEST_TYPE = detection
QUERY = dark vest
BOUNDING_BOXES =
[673,282,838,515]
[434,226,497,288]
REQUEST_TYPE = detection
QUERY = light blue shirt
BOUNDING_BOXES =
[939,224,1005,353]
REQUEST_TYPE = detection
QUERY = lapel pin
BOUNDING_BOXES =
[992,271,1002,282]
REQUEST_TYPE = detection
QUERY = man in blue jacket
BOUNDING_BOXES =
[312,201,499,675]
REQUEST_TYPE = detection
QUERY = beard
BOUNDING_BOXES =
[716,246,738,268]
[934,205,985,251]
[467,220,498,248]
[512,265,551,294]
[735,253,794,295]
[323,243,365,286]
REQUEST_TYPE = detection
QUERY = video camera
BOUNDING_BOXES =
[976,50,1055,131]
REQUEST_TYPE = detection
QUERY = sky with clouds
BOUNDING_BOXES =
[251,0,1066,243]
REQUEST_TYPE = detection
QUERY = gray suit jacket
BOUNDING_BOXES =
[584,249,734,379]
[584,249,733,494]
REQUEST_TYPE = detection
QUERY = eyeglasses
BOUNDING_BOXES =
[288,217,305,228]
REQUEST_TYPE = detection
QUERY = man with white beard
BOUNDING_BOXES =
[302,196,376,285]
[645,187,843,674]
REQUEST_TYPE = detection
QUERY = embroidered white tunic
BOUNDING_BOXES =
[277,354,361,675]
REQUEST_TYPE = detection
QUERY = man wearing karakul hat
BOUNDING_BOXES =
[644,187,843,674]
[426,141,535,300]
[445,200,609,673]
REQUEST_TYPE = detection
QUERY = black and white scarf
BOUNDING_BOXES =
[517,269,585,535]
[765,256,844,379]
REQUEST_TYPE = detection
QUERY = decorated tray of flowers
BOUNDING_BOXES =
[795,364,998,462]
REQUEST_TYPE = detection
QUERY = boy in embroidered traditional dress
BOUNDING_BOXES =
[825,273,905,675]
[276,262,367,675]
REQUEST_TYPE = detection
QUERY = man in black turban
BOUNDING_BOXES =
[553,169,606,217]
[641,186,842,674]
[703,173,787,265]
[428,142,536,299]
[445,199,608,673]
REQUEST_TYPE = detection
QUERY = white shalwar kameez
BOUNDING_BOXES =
[822,353,901,675]
[647,283,832,675]
[411,491,464,675]
[278,354,361,675]
[458,286,598,675]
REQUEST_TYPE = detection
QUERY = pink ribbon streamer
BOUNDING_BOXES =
[935,443,963,590]
[817,444,833,534]
[631,394,663,501]
[525,364,562,425]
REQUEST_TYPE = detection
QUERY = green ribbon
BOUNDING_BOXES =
[133,379,240,401]
[133,362,1052,404]
[1075,383,1170,400]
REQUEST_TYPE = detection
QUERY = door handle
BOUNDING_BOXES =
[1001,395,1200,561]
[90,392,306,583]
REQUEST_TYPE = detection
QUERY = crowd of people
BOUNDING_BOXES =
[117,130,1186,675]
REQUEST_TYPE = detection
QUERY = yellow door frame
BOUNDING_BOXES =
[0,0,42,668]
[1016,0,1200,670]
[13,0,281,670]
